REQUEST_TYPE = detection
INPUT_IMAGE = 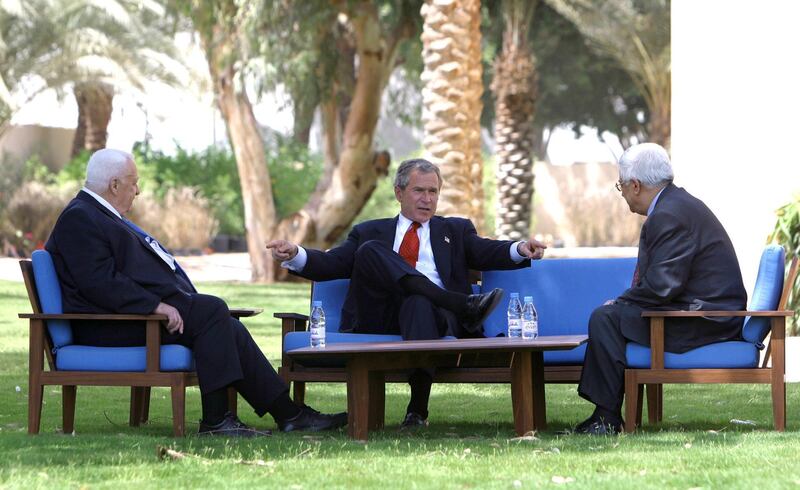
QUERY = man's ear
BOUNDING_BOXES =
[108,177,119,195]
[394,186,402,202]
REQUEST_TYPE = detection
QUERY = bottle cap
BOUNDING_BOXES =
[524,296,533,303]
[510,292,519,298]
[312,301,322,307]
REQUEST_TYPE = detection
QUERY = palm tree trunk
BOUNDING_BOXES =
[71,82,114,157]
[421,0,485,231]
[493,0,539,241]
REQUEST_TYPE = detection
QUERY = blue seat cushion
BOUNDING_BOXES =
[55,344,195,372]
[742,244,785,344]
[31,250,73,348]
[626,341,759,369]
[544,344,586,365]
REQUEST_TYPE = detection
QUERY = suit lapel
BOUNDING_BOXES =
[430,217,452,283]
[77,191,164,262]
[379,217,399,247]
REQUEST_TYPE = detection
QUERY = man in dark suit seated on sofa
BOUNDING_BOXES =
[574,143,747,435]
[46,148,347,437]
[267,158,547,430]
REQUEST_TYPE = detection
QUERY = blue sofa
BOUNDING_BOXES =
[278,257,636,403]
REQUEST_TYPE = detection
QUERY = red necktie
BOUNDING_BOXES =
[398,221,421,268]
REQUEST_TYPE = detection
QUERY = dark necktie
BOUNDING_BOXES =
[121,218,192,288]
[398,221,421,268]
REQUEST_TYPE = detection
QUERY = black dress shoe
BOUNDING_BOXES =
[463,288,505,333]
[398,412,428,431]
[278,406,348,432]
[198,412,271,437]
[573,416,622,435]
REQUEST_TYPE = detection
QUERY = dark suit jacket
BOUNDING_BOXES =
[294,215,529,332]
[45,191,196,321]
[618,183,747,352]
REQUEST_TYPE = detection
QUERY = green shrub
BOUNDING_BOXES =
[770,196,800,334]
[132,144,243,235]
[266,135,323,219]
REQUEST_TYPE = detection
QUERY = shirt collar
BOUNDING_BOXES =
[646,186,667,216]
[82,187,122,219]
[397,213,429,231]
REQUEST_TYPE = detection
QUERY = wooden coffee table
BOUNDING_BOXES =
[287,335,587,440]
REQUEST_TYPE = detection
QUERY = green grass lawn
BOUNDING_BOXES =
[2,278,800,489]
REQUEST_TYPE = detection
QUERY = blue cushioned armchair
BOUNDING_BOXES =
[20,250,245,436]
[623,245,798,432]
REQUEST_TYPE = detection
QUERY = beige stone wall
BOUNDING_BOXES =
[0,125,74,170]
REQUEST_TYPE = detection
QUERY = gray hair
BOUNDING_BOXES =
[618,143,673,187]
[85,149,134,193]
[394,158,442,189]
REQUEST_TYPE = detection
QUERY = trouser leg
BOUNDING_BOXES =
[172,294,289,417]
[577,304,630,413]
[399,295,450,419]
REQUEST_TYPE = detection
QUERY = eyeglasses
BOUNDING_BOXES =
[615,180,634,192]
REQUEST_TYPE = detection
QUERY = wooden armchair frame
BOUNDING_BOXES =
[20,260,249,437]
[624,258,798,432]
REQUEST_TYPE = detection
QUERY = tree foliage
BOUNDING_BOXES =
[482,1,650,156]
[545,0,670,148]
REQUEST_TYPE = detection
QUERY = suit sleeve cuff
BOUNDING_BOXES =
[281,246,307,271]
[510,241,526,263]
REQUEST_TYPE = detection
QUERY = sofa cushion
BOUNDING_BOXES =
[481,258,636,338]
[626,341,759,369]
[55,344,195,372]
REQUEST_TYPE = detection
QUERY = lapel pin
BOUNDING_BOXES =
[444,236,450,243]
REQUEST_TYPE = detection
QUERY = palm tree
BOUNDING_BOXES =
[420,0,484,230]
[0,0,185,149]
[492,0,539,241]
[546,0,671,148]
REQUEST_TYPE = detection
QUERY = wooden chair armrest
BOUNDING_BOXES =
[145,319,161,372]
[642,310,793,318]
[19,313,167,321]
[274,312,309,321]
[276,312,309,379]
[643,310,793,370]
[230,308,263,318]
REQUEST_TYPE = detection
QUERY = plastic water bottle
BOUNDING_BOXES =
[507,292,523,338]
[309,301,326,348]
[522,296,538,340]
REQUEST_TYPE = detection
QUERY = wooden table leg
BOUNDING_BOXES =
[531,351,546,431]
[368,371,385,431]
[510,351,534,436]
[347,357,371,441]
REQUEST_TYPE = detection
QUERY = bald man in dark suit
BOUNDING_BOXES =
[46,148,347,437]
